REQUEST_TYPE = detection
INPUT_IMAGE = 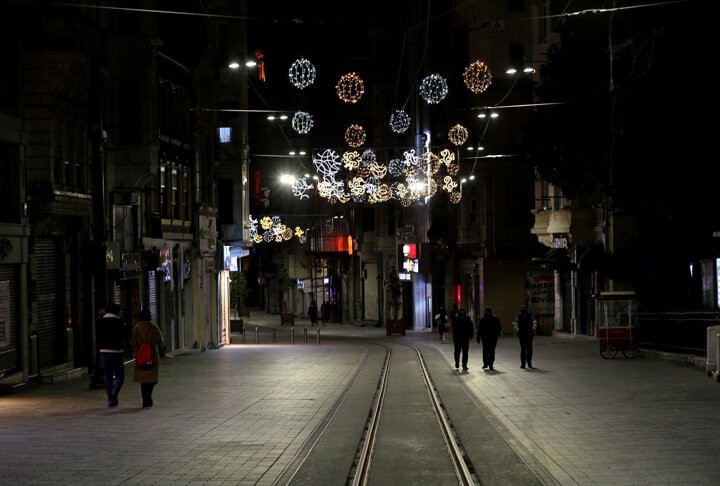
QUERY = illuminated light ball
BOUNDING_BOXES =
[449,191,462,204]
[388,158,405,177]
[291,111,314,134]
[345,124,366,147]
[448,124,469,146]
[463,60,492,94]
[336,72,365,103]
[389,110,411,134]
[288,57,316,89]
[419,73,448,104]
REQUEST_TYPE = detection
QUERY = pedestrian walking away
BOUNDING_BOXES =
[96,302,131,408]
[477,306,502,370]
[452,308,474,371]
[308,300,318,326]
[435,305,448,343]
[513,304,537,369]
[130,308,164,408]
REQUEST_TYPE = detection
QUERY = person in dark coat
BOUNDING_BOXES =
[130,308,164,408]
[476,307,502,370]
[96,302,131,408]
[513,304,537,369]
[452,308,474,371]
[308,301,318,326]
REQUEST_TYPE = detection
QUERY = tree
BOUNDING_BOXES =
[229,271,250,309]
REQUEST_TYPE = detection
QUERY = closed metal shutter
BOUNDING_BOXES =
[0,265,18,374]
[35,238,60,368]
[148,271,157,324]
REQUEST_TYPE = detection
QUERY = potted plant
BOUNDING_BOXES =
[384,267,405,336]
[279,271,295,325]
[230,271,251,319]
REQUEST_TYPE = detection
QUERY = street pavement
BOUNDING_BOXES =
[1,308,719,485]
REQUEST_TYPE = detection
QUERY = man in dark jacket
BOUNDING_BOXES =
[452,308,474,371]
[513,304,537,369]
[477,307,502,370]
[96,302,131,407]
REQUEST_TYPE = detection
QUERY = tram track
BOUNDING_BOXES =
[346,341,479,486]
[280,331,545,486]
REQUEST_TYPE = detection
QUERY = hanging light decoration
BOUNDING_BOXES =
[291,177,313,199]
[288,57,316,89]
[342,150,361,171]
[248,215,307,244]
[448,124,469,146]
[313,149,341,177]
[389,109,411,134]
[336,72,365,103]
[291,111,314,134]
[344,124,366,147]
[419,73,448,104]
[463,60,492,94]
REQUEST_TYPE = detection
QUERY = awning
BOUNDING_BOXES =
[532,248,572,269]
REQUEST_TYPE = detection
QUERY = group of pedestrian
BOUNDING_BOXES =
[96,302,164,409]
[435,303,537,372]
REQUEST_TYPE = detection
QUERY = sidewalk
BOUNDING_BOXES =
[0,308,718,485]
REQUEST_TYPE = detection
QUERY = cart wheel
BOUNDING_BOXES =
[622,343,639,359]
[600,344,617,359]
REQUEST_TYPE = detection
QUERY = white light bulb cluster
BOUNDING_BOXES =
[419,73,448,104]
[288,57,316,89]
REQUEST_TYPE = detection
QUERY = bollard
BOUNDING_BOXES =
[272,327,277,343]
[303,326,308,343]
[317,325,320,344]
[255,327,259,344]
[290,325,294,344]
[242,330,246,344]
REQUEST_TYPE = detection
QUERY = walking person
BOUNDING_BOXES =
[96,302,131,408]
[452,308,474,371]
[308,301,318,326]
[476,307,502,370]
[435,305,448,343]
[513,304,537,369]
[130,308,164,408]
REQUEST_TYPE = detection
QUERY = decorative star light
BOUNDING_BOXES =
[463,60,492,94]
[336,72,365,103]
[291,111,314,134]
[419,73,448,104]
[288,57,316,89]
[448,124,468,146]
[344,124,366,147]
[389,109,411,134]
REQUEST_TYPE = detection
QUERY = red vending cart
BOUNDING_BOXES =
[597,291,639,359]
